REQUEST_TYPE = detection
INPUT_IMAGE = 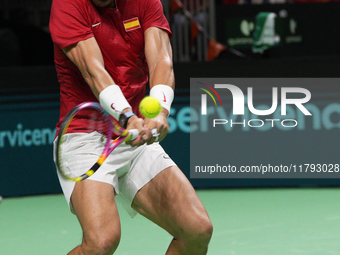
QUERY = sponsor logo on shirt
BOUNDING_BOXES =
[123,17,141,32]
[92,22,101,27]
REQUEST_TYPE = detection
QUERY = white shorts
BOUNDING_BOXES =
[53,132,176,218]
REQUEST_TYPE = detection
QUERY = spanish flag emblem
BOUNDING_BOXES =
[123,17,141,32]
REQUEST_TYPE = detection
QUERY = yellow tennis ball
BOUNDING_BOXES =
[139,96,162,118]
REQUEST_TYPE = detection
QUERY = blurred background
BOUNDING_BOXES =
[1,0,340,254]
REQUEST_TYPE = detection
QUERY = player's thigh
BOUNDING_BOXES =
[131,166,212,239]
[71,180,121,245]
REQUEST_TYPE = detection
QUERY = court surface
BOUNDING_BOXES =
[1,188,340,255]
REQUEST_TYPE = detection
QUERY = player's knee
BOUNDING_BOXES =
[86,232,121,255]
[190,216,213,245]
[97,236,120,255]
[180,214,213,247]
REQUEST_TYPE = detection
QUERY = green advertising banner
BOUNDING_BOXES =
[224,16,303,50]
[0,100,61,197]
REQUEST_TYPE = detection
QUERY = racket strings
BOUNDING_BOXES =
[58,107,111,180]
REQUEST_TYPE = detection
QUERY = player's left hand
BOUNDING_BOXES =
[144,108,169,145]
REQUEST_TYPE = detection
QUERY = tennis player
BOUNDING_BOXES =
[49,0,212,254]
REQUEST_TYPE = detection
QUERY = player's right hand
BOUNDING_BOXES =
[143,108,169,145]
[125,116,152,147]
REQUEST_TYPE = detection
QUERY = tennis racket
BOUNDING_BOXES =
[55,102,138,182]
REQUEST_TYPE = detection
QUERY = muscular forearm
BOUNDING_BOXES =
[149,56,175,90]
[145,27,175,91]
[63,37,116,98]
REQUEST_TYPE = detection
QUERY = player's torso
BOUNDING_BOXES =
[84,0,148,87]
[54,0,149,130]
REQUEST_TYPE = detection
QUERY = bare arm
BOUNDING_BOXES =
[63,37,116,98]
[63,37,150,146]
[144,27,175,92]
[144,27,174,143]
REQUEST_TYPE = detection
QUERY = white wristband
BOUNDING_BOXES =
[99,85,131,120]
[150,85,174,115]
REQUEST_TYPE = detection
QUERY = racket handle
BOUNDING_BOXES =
[128,129,139,141]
